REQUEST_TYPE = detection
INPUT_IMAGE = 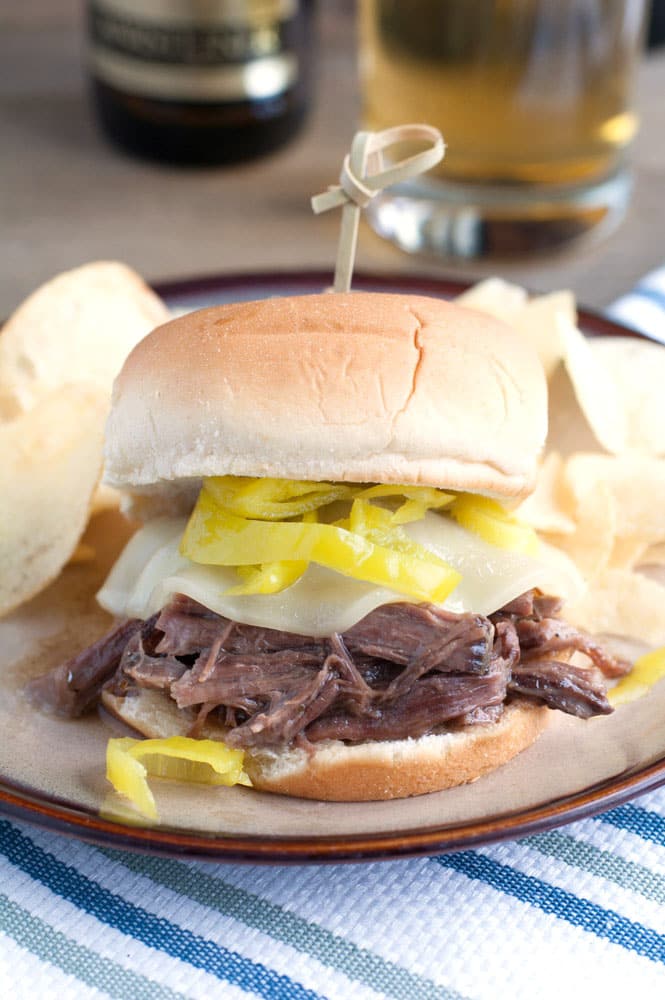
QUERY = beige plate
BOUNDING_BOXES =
[1,271,664,864]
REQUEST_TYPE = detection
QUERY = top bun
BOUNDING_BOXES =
[104,292,547,501]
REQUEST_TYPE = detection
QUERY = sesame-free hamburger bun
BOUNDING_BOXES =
[104,292,547,508]
[98,291,554,801]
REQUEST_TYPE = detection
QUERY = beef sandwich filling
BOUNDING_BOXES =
[30,589,629,749]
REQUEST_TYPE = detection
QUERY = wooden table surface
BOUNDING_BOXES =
[2,1,664,317]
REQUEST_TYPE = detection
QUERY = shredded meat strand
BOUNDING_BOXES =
[30,590,622,748]
[27,618,144,716]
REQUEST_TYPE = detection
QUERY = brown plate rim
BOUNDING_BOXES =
[0,267,657,864]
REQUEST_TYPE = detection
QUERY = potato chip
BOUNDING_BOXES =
[564,453,665,540]
[0,386,107,617]
[455,277,527,324]
[513,290,574,379]
[609,537,650,570]
[0,261,169,416]
[640,542,665,566]
[544,481,616,581]
[545,363,603,457]
[564,569,665,646]
[459,279,665,466]
[590,336,665,456]
[91,483,122,516]
[515,452,576,535]
[560,320,626,454]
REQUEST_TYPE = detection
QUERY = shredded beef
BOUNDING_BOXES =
[490,596,631,679]
[456,704,504,727]
[171,649,324,711]
[27,618,145,717]
[229,668,339,748]
[31,588,621,747]
[305,661,510,743]
[155,596,230,656]
[121,633,188,691]
[514,618,630,678]
[156,594,323,657]
[344,603,493,674]
[326,633,375,713]
[509,660,612,718]
[498,592,563,619]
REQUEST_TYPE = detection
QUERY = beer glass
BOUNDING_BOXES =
[358,0,649,256]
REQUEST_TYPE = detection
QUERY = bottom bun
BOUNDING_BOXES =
[102,687,550,802]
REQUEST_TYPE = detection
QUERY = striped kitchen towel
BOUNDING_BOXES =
[2,798,665,1000]
[607,265,665,343]
[2,274,665,1000]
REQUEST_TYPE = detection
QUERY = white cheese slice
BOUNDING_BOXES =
[97,513,585,635]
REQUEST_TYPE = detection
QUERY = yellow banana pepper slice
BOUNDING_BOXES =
[107,738,155,819]
[348,499,448,563]
[357,485,455,524]
[182,487,461,604]
[205,477,454,525]
[106,736,250,821]
[205,476,354,520]
[608,646,665,707]
[450,494,539,556]
[225,508,318,594]
[227,560,309,595]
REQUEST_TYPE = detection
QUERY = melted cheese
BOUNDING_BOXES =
[97,513,585,636]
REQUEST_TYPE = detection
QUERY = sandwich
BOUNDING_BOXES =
[30,292,628,801]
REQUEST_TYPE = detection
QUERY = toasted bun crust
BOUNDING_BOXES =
[101,687,549,802]
[104,293,547,501]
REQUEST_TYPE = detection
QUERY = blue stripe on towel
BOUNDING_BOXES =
[0,821,324,1000]
[434,850,665,963]
[600,805,665,847]
[632,285,665,311]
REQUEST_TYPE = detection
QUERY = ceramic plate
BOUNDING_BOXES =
[1,269,664,864]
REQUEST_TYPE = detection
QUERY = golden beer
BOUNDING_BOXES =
[359,0,646,190]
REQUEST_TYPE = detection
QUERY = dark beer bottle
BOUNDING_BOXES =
[86,1,314,165]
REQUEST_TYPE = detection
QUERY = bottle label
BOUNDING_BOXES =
[88,0,302,102]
